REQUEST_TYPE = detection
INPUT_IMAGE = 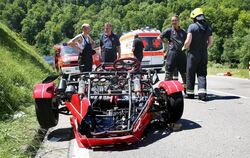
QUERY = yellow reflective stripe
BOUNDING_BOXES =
[173,76,178,80]
[186,90,194,94]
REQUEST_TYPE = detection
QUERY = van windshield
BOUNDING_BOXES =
[61,46,79,56]
[141,37,163,51]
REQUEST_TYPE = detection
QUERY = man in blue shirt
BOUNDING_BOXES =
[182,8,213,101]
[159,15,187,89]
[100,23,121,62]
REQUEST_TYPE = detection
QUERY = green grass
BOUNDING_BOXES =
[0,106,43,158]
[208,62,249,78]
[0,22,54,157]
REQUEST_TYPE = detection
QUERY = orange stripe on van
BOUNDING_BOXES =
[144,51,164,56]
[120,33,161,41]
[138,33,160,37]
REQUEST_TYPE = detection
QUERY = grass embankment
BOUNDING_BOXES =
[0,22,53,157]
[208,62,249,79]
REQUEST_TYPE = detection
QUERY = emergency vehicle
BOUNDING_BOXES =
[120,28,165,70]
[54,43,101,74]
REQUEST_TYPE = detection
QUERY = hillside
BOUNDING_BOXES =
[0,22,53,157]
[1,0,249,68]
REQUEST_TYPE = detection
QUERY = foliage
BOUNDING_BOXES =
[0,22,52,157]
[0,22,52,115]
[0,0,249,68]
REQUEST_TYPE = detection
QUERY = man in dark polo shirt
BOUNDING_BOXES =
[100,23,121,62]
[182,8,213,101]
[132,34,144,62]
[159,15,187,88]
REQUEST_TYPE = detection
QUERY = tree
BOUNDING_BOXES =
[21,1,53,44]
[1,3,25,32]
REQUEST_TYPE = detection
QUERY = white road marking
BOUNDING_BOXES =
[71,139,90,158]
[208,89,248,99]
[208,75,249,81]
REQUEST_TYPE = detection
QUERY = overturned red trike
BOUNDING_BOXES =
[33,58,184,148]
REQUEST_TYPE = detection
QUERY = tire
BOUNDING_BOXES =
[164,92,184,123]
[35,99,59,129]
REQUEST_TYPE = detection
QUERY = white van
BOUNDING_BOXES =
[120,28,165,70]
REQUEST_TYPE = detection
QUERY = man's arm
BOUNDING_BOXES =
[68,35,82,52]
[158,28,170,43]
[158,36,168,44]
[117,46,121,58]
[115,35,121,59]
[207,36,213,48]
[183,33,192,50]
[132,40,136,53]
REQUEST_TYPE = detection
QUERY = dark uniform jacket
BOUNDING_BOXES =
[160,27,187,52]
[187,22,212,53]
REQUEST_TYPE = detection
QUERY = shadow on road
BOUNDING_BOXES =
[206,93,240,101]
[47,127,74,142]
[93,119,201,152]
[179,119,202,130]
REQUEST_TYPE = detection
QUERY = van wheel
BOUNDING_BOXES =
[35,99,59,129]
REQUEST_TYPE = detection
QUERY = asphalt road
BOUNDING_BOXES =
[35,75,250,158]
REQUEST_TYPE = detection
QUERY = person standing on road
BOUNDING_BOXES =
[182,8,213,101]
[158,15,187,90]
[132,34,144,63]
[100,22,121,63]
[68,23,95,72]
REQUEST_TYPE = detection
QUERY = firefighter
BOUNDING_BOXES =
[68,23,95,72]
[182,8,213,101]
[158,15,187,90]
[100,22,121,63]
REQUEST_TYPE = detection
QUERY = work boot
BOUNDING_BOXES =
[198,93,207,101]
[183,88,187,95]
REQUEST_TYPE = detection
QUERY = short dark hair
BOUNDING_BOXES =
[172,15,179,20]
[104,22,112,27]
[134,34,139,38]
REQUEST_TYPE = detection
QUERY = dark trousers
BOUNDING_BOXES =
[165,50,186,85]
[186,52,208,95]
[78,55,93,72]
[101,49,117,63]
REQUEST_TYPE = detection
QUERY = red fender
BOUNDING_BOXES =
[33,82,55,99]
[65,94,90,124]
[158,80,184,95]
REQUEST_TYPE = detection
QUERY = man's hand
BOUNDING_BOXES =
[181,46,186,51]
[68,42,81,53]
